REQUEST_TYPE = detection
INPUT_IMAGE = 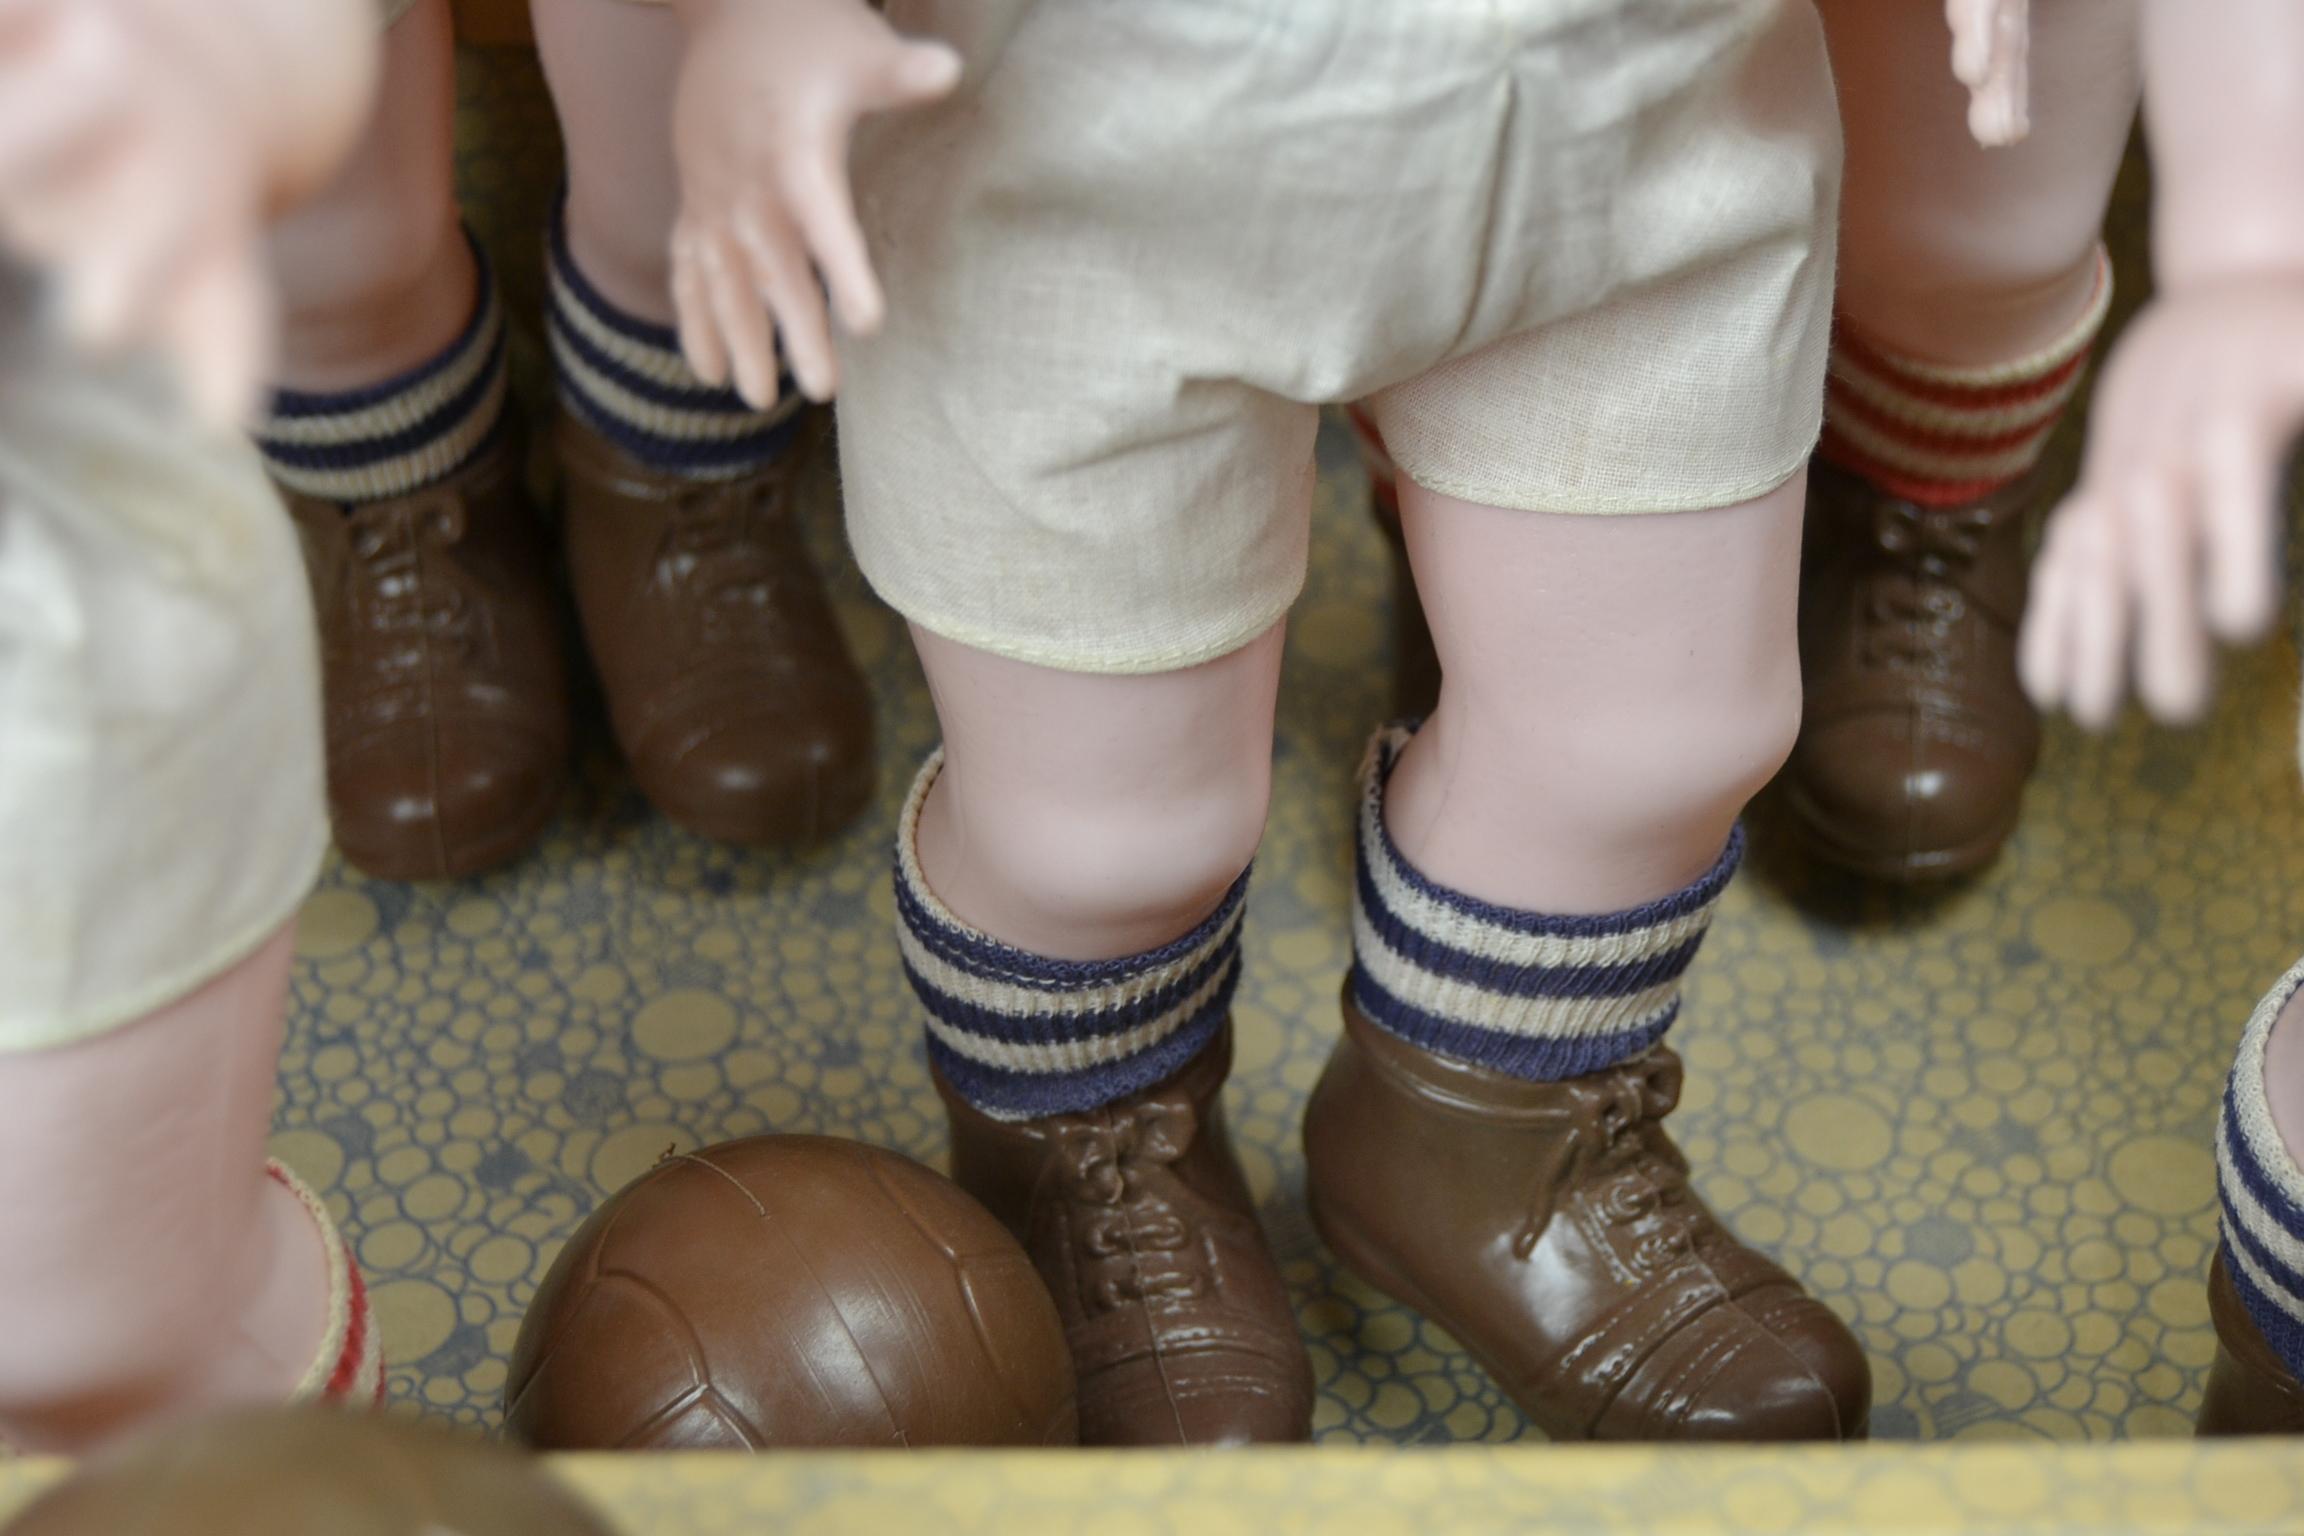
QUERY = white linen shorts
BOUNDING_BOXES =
[838,0,1842,673]
[0,287,326,1052]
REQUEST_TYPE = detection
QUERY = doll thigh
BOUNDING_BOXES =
[532,0,685,324]
[1382,471,1806,914]
[268,0,470,388]
[1821,0,2140,362]
[906,622,1285,962]
[0,923,325,1451]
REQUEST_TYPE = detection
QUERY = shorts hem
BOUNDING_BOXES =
[874,579,1306,677]
[0,840,327,1056]
[1386,434,1819,518]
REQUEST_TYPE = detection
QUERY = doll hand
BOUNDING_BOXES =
[0,0,374,425]
[1946,0,2030,146]
[2020,277,2304,728]
[668,0,959,408]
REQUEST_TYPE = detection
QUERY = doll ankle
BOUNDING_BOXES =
[1347,723,1740,1082]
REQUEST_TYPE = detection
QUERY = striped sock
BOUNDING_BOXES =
[270,1159,387,1407]
[895,752,1247,1120]
[545,199,802,480]
[257,233,509,503]
[1820,248,2111,508]
[1348,724,1739,1082]
[2216,957,2304,1378]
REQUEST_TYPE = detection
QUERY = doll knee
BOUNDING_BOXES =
[940,763,1272,947]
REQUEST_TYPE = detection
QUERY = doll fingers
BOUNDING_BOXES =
[866,38,963,112]
[2196,413,2284,642]
[2057,503,2131,731]
[697,231,780,412]
[2124,478,2212,725]
[2020,513,2082,711]
[738,201,836,401]
[670,231,732,390]
[160,236,273,430]
[1946,0,1989,84]
[782,147,882,340]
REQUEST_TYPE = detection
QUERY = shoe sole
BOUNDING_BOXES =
[1308,1186,1869,1443]
[1780,786,2016,884]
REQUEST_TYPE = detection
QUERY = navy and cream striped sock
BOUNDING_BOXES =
[1348,723,1740,1081]
[894,752,1247,1120]
[2217,958,2304,1376]
[257,233,508,502]
[546,199,802,480]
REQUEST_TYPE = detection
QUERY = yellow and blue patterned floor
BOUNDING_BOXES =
[262,51,2304,1448]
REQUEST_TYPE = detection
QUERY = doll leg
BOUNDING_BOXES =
[1784,0,2141,881]
[529,0,874,848]
[0,926,379,1452]
[2198,963,2304,1433]
[1305,470,1872,1443]
[891,622,1312,1445]
[261,0,567,881]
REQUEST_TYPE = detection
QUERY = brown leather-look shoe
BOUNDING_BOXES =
[2198,1252,2304,1435]
[1782,458,2046,882]
[282,430,568,881]
[558,409,873,848]
[935,1027,1314,1445]
[1305,990,1869,1442]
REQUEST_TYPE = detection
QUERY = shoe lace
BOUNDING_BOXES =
[344,492,475,676]
[662,471,801,648]
[1042,1094,1214,1312]
[1511,1051,1704,1275]
[1857,499,1995,676]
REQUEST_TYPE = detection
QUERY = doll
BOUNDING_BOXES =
[259,0,885,882]
[1366,0,2142,887]
[0,0,384,1451]
[667,0,1870,1442]
[2000,0,2304,1435]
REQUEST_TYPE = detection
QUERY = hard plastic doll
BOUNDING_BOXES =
[0,0,385,1451]
[259,0,885,882]
[670,0,1870,1441]
[1991,0,2304,1436]
[1368,0,2141,887]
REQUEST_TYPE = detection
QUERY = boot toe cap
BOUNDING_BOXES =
[638,703,874,848]
[1788,713,2025,878]
[331,721,562,881]
[1078,1344,1314,1446]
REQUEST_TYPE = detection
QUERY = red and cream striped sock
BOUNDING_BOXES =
[269,1159,386,1407]
[1820,249,2112,507]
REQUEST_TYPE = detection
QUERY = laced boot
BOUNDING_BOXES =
[1305,989,1868,1441]
[1782,458,2045,881]
[936,1028,1313,1445]
[2198,1252,2304,1435]
[558,410,873,847]
[281,431,568,880]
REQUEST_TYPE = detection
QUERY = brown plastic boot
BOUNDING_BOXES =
[1782,458,2046,882]
[1304,989,1869,1441]
[2198,1252,2304,1435]
[281,430,568,881]
[935,1028,1314,1445]
[557,409,874,847]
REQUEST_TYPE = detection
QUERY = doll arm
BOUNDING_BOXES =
[0,0,377,423]
[664,0,959,408]
[1945,0,2030,146]
[2020,0,2304,727]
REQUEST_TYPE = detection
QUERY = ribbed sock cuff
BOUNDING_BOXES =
[2217,956,2304,1379]
[895,752,1245,1120]
[546,196,801,480]
[1347,723,1737,1082]
[1820,247,2110,508]
[258,231,509,503]
[271,1159,386,1407]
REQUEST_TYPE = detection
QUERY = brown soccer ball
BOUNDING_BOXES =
[2,1408,613,1536]
[504,1135,1076,1449]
